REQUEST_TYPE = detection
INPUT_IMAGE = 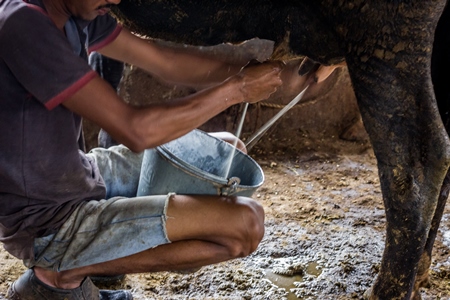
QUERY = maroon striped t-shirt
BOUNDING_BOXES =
[0,0,122,259]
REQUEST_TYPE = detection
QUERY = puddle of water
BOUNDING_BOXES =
[265,262,322,299]
[265,270,303,300]
[305,262,322,276]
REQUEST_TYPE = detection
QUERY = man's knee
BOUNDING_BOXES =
[228,197,265,257]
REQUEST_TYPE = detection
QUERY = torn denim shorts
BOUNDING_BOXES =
[24,145,172,271]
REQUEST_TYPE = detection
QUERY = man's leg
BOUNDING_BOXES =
[208,131,248,153]
[33,194,264,289]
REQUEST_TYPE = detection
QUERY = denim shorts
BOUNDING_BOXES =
[24,145,172,271]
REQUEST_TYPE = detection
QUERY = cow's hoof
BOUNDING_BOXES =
[412,263,430,300]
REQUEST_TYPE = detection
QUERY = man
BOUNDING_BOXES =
[0,0,284,298]
[0,0,338,299]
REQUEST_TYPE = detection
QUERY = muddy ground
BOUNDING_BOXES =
[1,139,449,299]
[1,41,449,299]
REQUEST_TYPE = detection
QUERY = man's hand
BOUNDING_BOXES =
[234,61,284,103]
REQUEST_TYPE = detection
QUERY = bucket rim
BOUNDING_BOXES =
[156,129,264,188]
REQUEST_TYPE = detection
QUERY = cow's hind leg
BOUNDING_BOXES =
[414,3,450,298]
[351,51,449,300]
[341,2,450,299]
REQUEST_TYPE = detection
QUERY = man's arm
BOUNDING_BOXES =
[62,61,283,153]
[98,28,246,88]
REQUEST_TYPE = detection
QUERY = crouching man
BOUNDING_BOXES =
[0,0,284,298]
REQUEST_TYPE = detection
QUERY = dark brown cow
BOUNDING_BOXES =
[111,1,450,299]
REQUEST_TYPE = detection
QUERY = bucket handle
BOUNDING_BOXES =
[220,177,241,196]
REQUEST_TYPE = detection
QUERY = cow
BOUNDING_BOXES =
[110,1,450,299]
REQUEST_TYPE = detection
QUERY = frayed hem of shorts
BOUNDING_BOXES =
[162,192,175,243]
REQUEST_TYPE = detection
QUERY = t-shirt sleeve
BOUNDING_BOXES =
[0,6,96,110]
[87,14,122,53]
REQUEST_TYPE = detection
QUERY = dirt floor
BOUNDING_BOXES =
[1,136,449,299]
[0,41,449,299]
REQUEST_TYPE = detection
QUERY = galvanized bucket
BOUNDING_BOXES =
[137,129,264,197]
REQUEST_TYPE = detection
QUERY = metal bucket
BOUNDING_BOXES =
[137,129,264,197]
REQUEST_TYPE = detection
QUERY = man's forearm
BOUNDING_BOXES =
[99,28,246,88]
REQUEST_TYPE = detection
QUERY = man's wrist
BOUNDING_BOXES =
[222,76,246,106]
